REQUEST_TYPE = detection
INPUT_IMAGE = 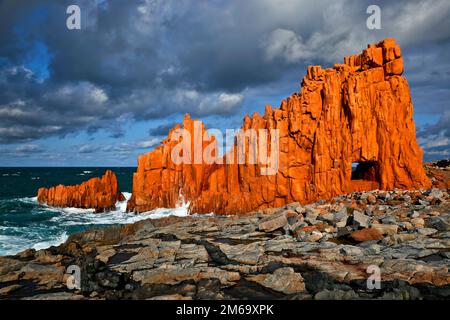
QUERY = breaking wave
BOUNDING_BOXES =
[0,191,201,256]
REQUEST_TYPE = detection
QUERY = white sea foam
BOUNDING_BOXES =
[32,232,69,251]
[0,231,68,256]
[77,170,92,176]
[49,206,189,226]
[46,191,190,226]
[0,190,212,256]
[141,206,190,220]
[0,234,31,256]
[117,192,132,212]
[19,196,38,202]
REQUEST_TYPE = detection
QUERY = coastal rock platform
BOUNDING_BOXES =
[2,186,449,300]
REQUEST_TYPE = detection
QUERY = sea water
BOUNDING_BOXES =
[0,167,191,256]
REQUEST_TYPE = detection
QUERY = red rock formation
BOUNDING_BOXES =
[127,39,431,215]
[37,170,125,213]
[351,228,384,242]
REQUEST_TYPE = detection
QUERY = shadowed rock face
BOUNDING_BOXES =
[37,170,125,213]
[127,38,431,215]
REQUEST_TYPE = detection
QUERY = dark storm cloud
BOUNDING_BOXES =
[148,122,177,137]
[418,110,450,159]
[427,112,450,138]
[0,0,449,157]
[0,144,45,161]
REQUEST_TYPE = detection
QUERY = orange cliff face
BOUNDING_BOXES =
[127,38,431,215]
[37,170,125,213]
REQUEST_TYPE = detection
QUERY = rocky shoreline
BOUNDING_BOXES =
[1,184,449,300]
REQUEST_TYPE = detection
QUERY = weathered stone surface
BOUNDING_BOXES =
[334,208,348,228]
[37,170,124,213]
[127,39,430,215]
[351,228,383,242]
[426,216,450,231]
[417,228,438,236]
[371,224,399,235]
[132,266,240,286]
[246,267,306,294]
[353,211,371,228]
[411,218,425,228]
[258,212,288,232]
[1,186,448,300]
[217,242,263,265]
[305,230,324,242]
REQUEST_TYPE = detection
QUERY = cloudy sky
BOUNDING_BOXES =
[0,0,449,166]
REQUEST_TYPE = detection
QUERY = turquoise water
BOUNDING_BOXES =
[0,168,190,256]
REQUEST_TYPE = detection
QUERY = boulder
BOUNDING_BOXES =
[317,213,335,223]
[417,228,438,236]
[426,188,444,199]
[425,216,450,231]
[367,194,377,205]
[304,211,319,225]
[351,228,383,242]
[385,57,404,75]
[305,231,323,242]
[246,267,306,295]
[371,224,399,235]
[334,208,348,228]
[411,218,425,228]
[353,211,370,228]
[258,212,288,232]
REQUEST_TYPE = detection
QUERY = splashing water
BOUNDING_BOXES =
[0,192,196,256]
[0,167,206,256]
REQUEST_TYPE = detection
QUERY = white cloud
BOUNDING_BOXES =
[138,138,160,149]
[78,144,98,153]
[90,87,108,104]
[263,28,313,63]
[387,0,450,46]
[424,135,450,148]
[197,92,244,114]
[216,93,244,110]
[0,107,26,118]
[46,82,108,106]
[15,144,42,153]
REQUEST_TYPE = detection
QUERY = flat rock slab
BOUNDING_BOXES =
[0,189,449,300]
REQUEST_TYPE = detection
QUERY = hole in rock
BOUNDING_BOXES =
[351,161,379,181]
[349,160,380,192]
